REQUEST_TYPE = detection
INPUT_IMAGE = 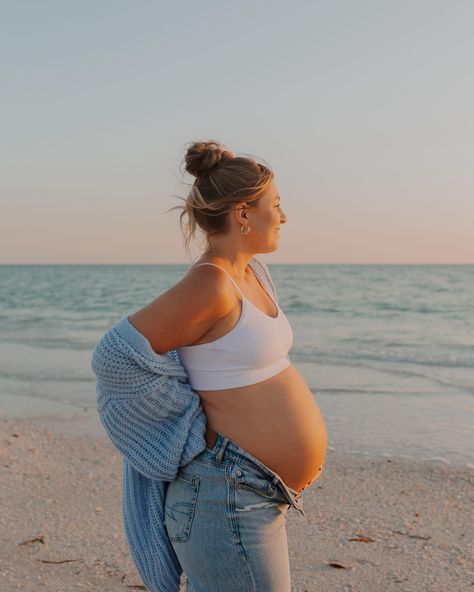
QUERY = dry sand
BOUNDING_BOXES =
[1,414,473,592]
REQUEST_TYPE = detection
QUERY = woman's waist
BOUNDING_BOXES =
[204,416,327,465]
[204,423,327,492]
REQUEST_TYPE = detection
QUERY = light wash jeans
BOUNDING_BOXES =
[164,431,307,592]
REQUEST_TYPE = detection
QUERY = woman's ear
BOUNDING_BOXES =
[233,201,248,224]
[230,200,253,230]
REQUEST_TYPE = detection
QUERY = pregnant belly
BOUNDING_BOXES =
[198,364,328,492]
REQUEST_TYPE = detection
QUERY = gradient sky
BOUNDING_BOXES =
[1,1,473,264]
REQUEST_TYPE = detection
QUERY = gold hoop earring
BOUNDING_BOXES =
[240,224,251,235]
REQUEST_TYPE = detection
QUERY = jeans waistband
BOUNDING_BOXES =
[209,432,307,518]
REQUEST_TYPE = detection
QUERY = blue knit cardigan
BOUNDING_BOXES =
[91,257,278,592]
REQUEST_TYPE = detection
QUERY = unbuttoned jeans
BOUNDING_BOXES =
[164,432,307,592]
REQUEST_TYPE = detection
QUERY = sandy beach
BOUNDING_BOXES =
[0,412,472,592]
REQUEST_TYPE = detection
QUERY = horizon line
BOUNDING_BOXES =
[1,262,473,266]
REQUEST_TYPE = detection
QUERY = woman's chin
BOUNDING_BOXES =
[264,242,279,253]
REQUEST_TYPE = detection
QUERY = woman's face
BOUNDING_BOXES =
[244,180,287,253]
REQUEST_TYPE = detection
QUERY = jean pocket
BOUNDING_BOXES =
[230,461,277,499]
[164,471,200,542]
[231,462,289,515]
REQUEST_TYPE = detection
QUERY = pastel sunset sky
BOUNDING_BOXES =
[1,1,473,264]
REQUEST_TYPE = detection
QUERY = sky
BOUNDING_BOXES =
[1,0,473,264]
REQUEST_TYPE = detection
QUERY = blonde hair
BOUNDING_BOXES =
[170,140,274,257]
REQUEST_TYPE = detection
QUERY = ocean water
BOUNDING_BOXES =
[1,264,473,468]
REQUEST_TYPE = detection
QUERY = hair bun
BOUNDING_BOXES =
[184,140,234,177]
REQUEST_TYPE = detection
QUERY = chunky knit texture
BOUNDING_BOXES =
[91,257,277,592]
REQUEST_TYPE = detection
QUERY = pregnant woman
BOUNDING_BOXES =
[127,140,328,591]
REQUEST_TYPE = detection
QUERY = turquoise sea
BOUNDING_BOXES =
[1,264,473,467]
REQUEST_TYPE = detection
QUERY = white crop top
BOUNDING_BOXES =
[176,262,293,390]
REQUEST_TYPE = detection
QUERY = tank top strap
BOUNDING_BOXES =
[193,263,245,298]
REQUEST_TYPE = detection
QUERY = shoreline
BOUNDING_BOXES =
[2,386,473,470]
[1,415,473,591]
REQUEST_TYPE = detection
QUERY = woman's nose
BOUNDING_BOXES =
[280,209,287,224]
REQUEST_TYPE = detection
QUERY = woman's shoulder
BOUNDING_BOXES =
[183,260,238,296]
[127,263,234,354]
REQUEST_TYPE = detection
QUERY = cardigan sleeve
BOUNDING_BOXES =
[92,327,207,482]
[98,386,206,482]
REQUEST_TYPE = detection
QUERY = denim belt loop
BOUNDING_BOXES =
[215,436,230,462]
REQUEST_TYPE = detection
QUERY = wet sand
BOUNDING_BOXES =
[0,414,473,591]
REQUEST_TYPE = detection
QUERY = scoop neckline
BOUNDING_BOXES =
[241,291,279,319]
